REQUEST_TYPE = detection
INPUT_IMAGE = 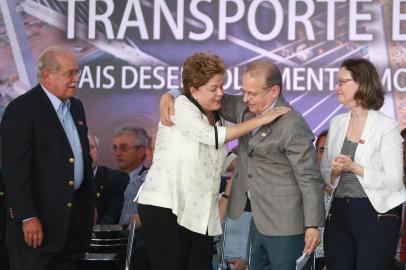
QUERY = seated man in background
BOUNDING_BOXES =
[218,150,251,270]
[314,129,329,270]
[315,129,332,197]
[113,126,149,178]
[118,134,154,270]
[315,130,328,167]
[89,133,130,224]
[120,135,155,227]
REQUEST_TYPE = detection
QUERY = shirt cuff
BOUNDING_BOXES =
[216,126,226,147]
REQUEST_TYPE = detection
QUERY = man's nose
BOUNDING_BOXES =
[242,93,249,103]
[72,73,80,82]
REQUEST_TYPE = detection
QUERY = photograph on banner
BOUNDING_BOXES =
[0,0,405,167]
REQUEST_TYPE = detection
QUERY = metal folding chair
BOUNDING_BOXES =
[217,213,252,270]
[77,224,128,270]
[246,223,252,270]
[218,217,317,270]
[125,219,137,270]
[217,219,228,270]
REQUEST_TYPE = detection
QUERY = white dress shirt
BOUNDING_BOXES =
[137,95,228,235]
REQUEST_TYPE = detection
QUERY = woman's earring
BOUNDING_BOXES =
[193,96,197,100]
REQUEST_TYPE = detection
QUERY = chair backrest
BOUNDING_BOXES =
[77,224,129,270]
[89,224,129,254]
[124,219,137,270]
[217,212,252,270]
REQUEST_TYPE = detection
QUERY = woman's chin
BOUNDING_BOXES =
[211,102,222,110]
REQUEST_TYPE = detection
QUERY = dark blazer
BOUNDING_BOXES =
[0,85,96,252]
[0,172,5,243]
[0,172,8,270]
[94,165,130,224]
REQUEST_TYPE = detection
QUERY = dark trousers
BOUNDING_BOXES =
[324,197,401,270]
[0,244,9,270]
[249,220,308,270]
[139,204,213,270]
[9,191,85,270]
[131,245,150,270]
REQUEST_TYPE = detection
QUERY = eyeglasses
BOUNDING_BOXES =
[112,144,141,153]
[53,69,82,79]
[241,86,272,99]
[335,79,353,86]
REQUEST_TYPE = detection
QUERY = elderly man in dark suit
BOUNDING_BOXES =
[88,133,129,224]
[161,59,325,270]
[0,46,96,270]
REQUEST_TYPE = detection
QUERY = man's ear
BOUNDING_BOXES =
[271,85,281,98]
[42,70,48,82]
[138,146,147,154]
[42,69,53,84]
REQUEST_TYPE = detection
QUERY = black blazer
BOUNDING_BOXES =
[0,85,96,252]
[0,173,5,243]
[94,165,129,224]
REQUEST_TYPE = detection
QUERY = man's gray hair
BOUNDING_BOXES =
[37,46,72,80]
[88,133,100,149]
[114,126,149,148]
[244,59,282,91]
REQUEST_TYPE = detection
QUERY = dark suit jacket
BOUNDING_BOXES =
[0,172,8,270]
[0,172,5,243]
[0,84,96,252]
[94,165,129,224]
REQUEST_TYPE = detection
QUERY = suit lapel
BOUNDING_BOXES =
[69,100,92,181]
[94,166,103,187]
[246,95,289,155]
[247,125,272,155]
[69,101,88,149]
[354,110,375,161]
[332,112,350,159]
[36,86,72,154]
[240,109,255,149]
